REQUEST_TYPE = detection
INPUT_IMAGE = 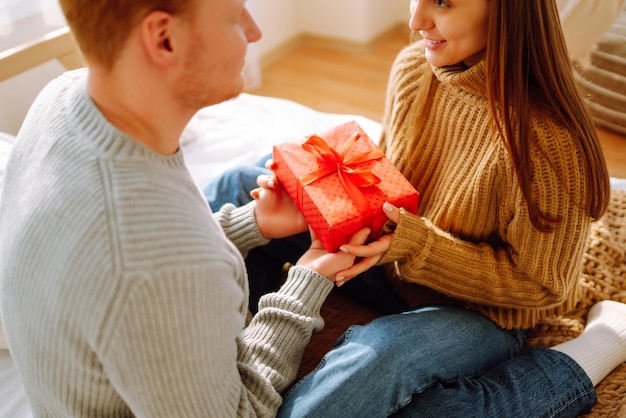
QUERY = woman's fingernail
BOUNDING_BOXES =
[339,246,348,252]
[336,280,345,287]
[267,179,275,188]
[383,201,394,212]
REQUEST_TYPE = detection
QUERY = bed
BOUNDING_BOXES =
[1,91,626,418]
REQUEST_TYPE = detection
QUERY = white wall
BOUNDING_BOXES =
[298,0,408,45]
[0,0,67,135]
[251,0,409,57]
[247,0,301,57]
[0,0,410,135]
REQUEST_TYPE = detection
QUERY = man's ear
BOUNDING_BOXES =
[141,11,178,67]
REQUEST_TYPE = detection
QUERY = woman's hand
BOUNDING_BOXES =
[296,227,372,281]
[333,202,400,286]
[252,174,308,239]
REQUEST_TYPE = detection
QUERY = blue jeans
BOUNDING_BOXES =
[203,157,272,210]
[203,163,597,418]
[277,306,595,418]
[388,348,596,418]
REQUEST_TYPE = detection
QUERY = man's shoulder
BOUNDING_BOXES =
[38,68,87,98]
[59,67,88,84]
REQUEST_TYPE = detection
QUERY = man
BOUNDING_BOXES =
[0,0,373,416]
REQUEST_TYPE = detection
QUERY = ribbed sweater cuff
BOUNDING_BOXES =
[379,211,433,267]
[261,266,334,320]
[217,202,270,255]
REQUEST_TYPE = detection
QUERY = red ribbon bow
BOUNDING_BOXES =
[299,132,385,218]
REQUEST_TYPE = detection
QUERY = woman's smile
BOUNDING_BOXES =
[422,37,447,51]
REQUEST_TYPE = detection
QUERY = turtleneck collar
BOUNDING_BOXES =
[462,50,485,68]
[431,52,488,98]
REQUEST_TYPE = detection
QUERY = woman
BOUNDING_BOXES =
[205,0,626,416]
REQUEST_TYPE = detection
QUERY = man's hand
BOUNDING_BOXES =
[252,174,308,239]
[296,227,372,281]
[332,201,399,286]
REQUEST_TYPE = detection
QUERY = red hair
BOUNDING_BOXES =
[59,0,196,69]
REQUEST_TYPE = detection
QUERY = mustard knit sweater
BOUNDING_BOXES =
[378,41,624,330]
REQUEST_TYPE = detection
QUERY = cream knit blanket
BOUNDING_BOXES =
[526,189,626,417]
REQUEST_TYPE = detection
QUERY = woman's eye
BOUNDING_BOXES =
[434,0,450,7]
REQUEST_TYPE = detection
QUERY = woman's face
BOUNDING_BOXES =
[409,0,489,67]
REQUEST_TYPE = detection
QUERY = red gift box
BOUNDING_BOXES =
[272,121,419,252]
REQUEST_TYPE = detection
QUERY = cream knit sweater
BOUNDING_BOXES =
[378,41,625,330]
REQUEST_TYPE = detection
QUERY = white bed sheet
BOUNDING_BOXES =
[181,93,383,190]
[0,93,624,417]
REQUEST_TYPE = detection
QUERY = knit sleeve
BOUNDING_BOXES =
[380,117,592,310]
[99,262,332,418]
[238,266,333,401]
[213,201,270,257]
[379,41,429,157]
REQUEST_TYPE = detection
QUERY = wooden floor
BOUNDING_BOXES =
[247,25,626,179]
[598,128,626,178]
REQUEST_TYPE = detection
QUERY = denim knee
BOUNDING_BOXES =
[203,165,271,210]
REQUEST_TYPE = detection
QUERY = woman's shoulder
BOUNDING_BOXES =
[527,111,590,194]
[528,110,578,154]
[390,40,429,80]
[396,39,427,62]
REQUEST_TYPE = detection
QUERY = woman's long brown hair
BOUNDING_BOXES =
[485,0,610,231]
[404,0,610,232]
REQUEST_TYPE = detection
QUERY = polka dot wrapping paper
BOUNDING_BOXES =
[273,120,419,252]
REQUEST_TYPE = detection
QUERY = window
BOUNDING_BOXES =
[0,0,65,50]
